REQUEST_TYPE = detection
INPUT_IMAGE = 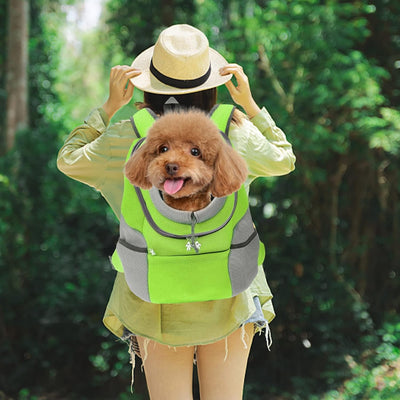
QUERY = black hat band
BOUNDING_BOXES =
[150,58,211,89]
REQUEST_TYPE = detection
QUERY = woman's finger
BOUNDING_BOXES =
[224,79,238,96]
[220,64,244,76]
[124,80,135,99]
[110,65,138,83]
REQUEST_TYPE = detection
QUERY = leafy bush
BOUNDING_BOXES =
[0,122,128,398]
[319,318,400,400]
[1,0,399,398]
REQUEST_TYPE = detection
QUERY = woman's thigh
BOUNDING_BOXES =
[196,323,254,400]
[136,336,196,400]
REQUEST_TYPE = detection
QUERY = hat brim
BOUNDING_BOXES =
[130,46,232,95]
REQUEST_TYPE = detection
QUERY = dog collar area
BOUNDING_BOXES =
[149,186,227,224]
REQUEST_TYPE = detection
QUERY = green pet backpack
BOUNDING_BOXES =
[111,104,265,304]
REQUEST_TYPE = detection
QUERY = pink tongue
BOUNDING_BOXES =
[164,179,185,195]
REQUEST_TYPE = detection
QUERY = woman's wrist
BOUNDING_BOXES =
[102,99,118,120]
[242,98,261,119]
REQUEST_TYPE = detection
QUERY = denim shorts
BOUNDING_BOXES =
[243,296,268,329]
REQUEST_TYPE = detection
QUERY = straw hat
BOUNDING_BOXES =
[130,24,232,95]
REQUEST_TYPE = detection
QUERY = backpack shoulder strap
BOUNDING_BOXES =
[126,108,158,161]
[130,108,158,138]
[209,104,236,139]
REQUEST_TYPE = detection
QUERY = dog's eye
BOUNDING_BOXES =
[159,146,169,154]
[191,148,201,157]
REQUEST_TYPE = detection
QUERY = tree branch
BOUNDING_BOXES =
[258,44,296,115]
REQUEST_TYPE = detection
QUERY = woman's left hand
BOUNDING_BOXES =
[220,64,261,119]
[103,65,142,119]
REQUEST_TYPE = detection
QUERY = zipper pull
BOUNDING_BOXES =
[190,212,200,253]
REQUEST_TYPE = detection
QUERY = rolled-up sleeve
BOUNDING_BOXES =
[229,107,296,180]
[57,108,112,188]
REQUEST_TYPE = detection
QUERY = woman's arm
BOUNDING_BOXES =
[57,108,111,188]
[231,109,295,178]
[220,64,261,119]
[102,66,141,119]
[220,64,296,178]
[57,66,141,188]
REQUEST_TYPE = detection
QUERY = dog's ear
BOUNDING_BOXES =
[124,143,153,189]
[210,140,248,197]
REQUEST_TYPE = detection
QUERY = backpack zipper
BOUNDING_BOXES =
[118,238,147,253]
[118,228,258,255]
[230,229,258,249]
[189,212,201,253]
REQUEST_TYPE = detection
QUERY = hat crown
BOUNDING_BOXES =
[152,24,210,81]
[130,24,232,94]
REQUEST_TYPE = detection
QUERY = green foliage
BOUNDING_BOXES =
[361,0,400,105]
[0,1,126,398]
[369,107,400,155]
[0,120,125,398]
[212,1,399,396]
[318,319,400,400]
[1,0,399,399]
[106,0,196,55]
[0,0,6,142]
[193,0,400,397]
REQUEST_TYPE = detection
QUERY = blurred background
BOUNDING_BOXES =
[1,0,399,399]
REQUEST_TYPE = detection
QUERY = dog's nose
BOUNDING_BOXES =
[166,163,179,176]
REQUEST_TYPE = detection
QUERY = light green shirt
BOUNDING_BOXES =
[57,106,295,346]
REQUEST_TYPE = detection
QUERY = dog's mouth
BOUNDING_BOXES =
[163,178,190,195]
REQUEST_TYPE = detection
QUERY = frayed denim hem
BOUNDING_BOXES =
[121,296,272,391]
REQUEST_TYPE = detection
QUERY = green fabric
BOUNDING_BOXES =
[209,104,235,135]
[115,185,261,303]
[113,106,263,303]
[132,107,156,136]
[149,250,232,303]
[57,105,296,346]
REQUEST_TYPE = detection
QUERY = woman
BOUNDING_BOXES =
[58,24,295,400]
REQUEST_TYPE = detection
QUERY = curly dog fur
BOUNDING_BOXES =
[124,109,248,211]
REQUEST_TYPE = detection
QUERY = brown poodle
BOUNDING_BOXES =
[124,109,248,212]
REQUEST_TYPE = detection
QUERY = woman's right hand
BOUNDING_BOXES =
[102,65,142,119]
[220,64,261,119]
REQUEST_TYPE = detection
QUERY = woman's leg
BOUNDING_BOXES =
[196,323,254,400]
[136,336,195,400]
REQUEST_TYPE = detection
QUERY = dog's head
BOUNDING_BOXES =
[124,110,248,202]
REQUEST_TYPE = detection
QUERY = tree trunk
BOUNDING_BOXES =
[329,159,348,268]
[161,0,174,26]
[5,0,29,153]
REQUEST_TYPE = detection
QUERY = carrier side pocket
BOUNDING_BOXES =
[229,208,261,296]
[116,216,151,302]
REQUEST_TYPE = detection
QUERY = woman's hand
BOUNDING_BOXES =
[220,64,261,119]
[102,66,142,119]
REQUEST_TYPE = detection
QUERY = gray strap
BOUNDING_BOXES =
[130,116,141,138]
